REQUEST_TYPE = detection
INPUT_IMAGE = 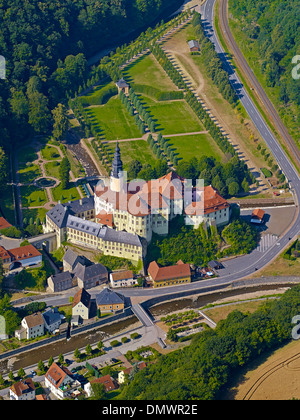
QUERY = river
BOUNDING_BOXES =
[0,283,292,375]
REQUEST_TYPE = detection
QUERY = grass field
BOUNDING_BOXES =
[52,182,81,203]
[140,95,204,135]
[105,140,159,169]
[18,164,42,184]
[20,186,48,207]
[124,53,179,92]
[85,97,142,140]
[166,133,224,162]
[40,145,61,161]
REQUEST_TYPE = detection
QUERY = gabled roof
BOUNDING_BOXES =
[0,217,12,230]
[72,288,91,308]
[49,271,73,285]
[91,375,118,392]
[45,362,73,389]
[10,378,35,397]
[111,270,133,281]
[42,308,61,327]
[148,260,191,282]
[96,287,124,306]
[24,312,44,328]
[63,248,89,270]
[74,262,108,281]
[188,40,199,49]
[8,245,42,261]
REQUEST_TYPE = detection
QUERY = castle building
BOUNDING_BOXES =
[44,144,230,262]
[94,143,231,243]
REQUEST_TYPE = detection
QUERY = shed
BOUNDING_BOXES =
[188,40,200,52]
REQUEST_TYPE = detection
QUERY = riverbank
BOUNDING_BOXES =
[1,280,298,377]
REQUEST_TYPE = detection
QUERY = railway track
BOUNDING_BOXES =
[218,0,300,171]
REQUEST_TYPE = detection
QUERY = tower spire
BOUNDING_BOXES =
[111,141,123,179]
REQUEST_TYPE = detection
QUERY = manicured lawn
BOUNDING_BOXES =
[22,208,48,223]
[40,145,61,161]
[140,96,204,135]
[105,140,159,169]
[166,134,224,162]
[18,164,42,184]
[124,53,178,92]
[20,186,48,207]
[85,97,142,140]
[45,161,61,179]
[52,182,81,203]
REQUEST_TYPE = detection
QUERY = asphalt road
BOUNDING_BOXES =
[217,0,300,169]
[10,0,300,309]
[120,0,300,298]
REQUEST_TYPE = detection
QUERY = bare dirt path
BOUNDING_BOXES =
[162,24,270,195]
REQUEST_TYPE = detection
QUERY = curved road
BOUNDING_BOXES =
[123,0,300,298]
[217,0,300,169]
[12,0,300,308]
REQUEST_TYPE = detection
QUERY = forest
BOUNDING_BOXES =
[0,0,182,205]
[119,285,300,400]
[229,0,300,140]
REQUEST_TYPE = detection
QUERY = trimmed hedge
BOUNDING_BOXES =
[132,83,184,101]
[78,82,118,106]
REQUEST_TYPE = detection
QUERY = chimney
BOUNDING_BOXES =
[80,199,83,206]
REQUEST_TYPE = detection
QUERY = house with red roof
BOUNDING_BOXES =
[45,362,81,400]
[10,378,35,400]
[0,217,12,231]
[148,260,191,288]
[0,244,42,271]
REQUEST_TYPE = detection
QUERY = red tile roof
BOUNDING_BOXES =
[95,174,229,218]
[148,260,191,282]
[91,375,118,392]
[95,211,115,228]
[8,245,42,261]
[0,217,12,230]
[111,270,133,281]
[46,362,73,389]
[252,208,265,220]
[10,378,35,397]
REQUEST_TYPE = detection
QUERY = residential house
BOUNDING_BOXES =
[84,375,118,397]
[72,288,91,320]
[118,361,147,384]
[96,287,125,313]
[0,217,12,231]
[0,244,42,271]
[74,262,108,290]
[10,378,35,400]
[15,312,44,340]
[45,362,80,400]
[63,248,90,272]
[47,271,74,293]
[110,270,137,288]
[148,260,191,288]
[42,307,63,333]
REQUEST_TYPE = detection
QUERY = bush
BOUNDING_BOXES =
[110,340,121,347]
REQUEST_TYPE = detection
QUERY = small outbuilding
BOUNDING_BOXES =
[116,78,130,95]
[251,208,265,224]
[188,40,200,52]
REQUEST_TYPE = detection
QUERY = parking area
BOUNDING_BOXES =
[240,205,297,237]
